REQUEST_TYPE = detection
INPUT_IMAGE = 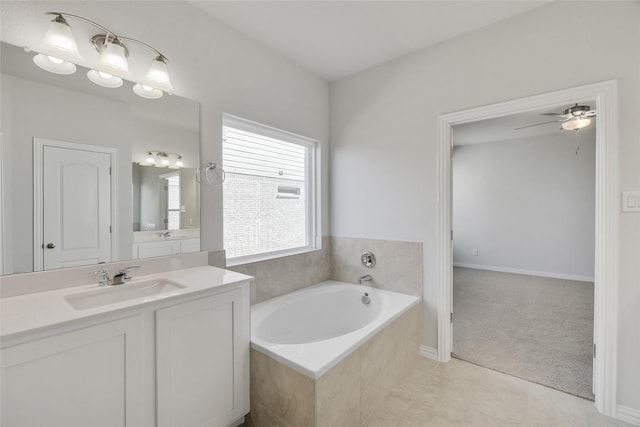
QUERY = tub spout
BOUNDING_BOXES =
[359,274,372,284]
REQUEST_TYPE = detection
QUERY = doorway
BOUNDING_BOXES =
[435,81,619,417]
[33,138,117,271]
[450,116,596,399]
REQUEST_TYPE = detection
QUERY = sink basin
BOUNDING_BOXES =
[65,279,186,311]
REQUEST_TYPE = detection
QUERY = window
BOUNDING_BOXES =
[165,174,180,230]
[161,172,181,230]
[223,114,318,263]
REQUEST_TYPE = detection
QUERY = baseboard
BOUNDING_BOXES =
[420,345,438,361]
[617,405,640,426]
[452,262,594,283]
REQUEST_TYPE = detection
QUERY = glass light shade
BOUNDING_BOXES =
[562,118,592,131]
[40,18,82,61]
[87,69,123,88]
[142,56,173,92]
[175,159,184,168]
[33,53,76,74]
[97,42,131,78]
[146,154,156,163]
[133,83,163,99]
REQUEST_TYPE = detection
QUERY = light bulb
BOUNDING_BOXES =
[133,83,163,99]
[39,15,82,62]
[142,56,173,93]
[48,56,64,64]
[562,118,592,131]
[33,53,76,74]
[87,69,123,88]
[96,40,131,78]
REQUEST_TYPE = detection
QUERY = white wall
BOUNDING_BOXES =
[0,0,331,250]
[0,74,133,273]
[330,1,640,411]
[452,130,596,280]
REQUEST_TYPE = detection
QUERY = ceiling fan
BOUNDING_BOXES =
[515,104,596,131]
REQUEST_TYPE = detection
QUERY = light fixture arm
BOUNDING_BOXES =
[45,12,169,61]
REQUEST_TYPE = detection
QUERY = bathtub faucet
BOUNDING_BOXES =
[359,274,372,284]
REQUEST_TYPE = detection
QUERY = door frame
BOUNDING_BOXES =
[435,80,618,416]
[33,138,119,271]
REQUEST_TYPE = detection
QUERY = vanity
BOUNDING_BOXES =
[0,266,251,427]
[0,34,246,427]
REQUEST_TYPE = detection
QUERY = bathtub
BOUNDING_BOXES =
[251,280,420,379]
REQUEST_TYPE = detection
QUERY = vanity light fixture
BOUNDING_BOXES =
[140,152,184,169]
[32,12,173,99]
[562,118,592,131]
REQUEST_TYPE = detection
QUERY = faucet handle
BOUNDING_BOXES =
[122,265,140,280]
[90,269,111,286]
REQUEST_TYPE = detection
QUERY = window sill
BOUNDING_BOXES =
[226,245,321,267]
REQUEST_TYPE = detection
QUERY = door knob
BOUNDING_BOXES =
[46,242,55,249]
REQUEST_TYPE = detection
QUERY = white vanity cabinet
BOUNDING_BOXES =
[133,240,180,259]
[132,238,201,259]
[1,276,250,427]
[1,315,146,427]
[156,287,247,427]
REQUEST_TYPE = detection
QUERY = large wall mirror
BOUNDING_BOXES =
[0,42,200,275]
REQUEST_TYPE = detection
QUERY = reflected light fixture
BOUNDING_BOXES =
[140,152,184,168]
[562,118,592,131]
[31,12,173,99]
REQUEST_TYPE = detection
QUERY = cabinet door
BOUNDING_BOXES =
[135,240,180,259]
[179,238,200,254]
[1,316,145,427]
[156,288,247,427]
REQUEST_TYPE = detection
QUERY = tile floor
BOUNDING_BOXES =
[361,357,633,427]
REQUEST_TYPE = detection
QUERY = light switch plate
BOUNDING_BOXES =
[622,191,640,212]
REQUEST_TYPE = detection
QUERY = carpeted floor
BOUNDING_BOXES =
[452,267,595,401]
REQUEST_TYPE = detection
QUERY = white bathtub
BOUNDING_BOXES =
[251,280,419,379]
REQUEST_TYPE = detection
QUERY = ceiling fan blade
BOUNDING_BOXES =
[540,112,565,116]
[514,120,561,130]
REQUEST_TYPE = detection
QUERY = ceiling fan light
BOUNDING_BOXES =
[33,53,77,74]
[87,69,123,88]
[40,15,82,62]
[97,40,131,78]
[142,56,173,93]
[562,118,592,131]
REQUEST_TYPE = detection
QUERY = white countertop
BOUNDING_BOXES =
[1,266,252,341]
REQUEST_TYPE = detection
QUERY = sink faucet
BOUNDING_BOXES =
[160,231,171,238]
[359,274,372,284]
[112,266,141,285]
[91,269,112,287]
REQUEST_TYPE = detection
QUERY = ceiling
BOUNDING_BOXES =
[191,1,552,81]
[453,101,597,146]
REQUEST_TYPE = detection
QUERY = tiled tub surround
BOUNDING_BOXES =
[248,282,421,427]
[224,236,422,305]
[227,237,331,304]
[331,237,423,297]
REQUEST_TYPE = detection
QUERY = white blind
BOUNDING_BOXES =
[223,127,306,181]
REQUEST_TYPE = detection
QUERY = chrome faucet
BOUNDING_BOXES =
[160,231,171,238]
[112,266,141,285]
[91,269,112,287]
[359,274,372,284]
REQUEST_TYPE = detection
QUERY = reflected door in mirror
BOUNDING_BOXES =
[37,139,114,270]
